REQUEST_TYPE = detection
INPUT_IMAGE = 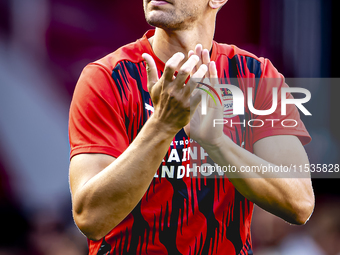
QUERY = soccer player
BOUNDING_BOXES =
[68,0,315,254]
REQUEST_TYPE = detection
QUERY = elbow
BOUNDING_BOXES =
[73,210,110,241]
[288,193,315,225]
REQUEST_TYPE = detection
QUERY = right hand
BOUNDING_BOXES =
[142,52,208,134]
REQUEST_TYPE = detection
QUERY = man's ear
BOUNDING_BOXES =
[209,0,228,10]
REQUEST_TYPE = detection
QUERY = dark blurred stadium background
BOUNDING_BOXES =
[0,0,339,254]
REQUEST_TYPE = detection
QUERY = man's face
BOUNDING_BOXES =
[143,0,209,30]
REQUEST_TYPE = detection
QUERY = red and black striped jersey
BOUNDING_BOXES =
[69,30,311,255]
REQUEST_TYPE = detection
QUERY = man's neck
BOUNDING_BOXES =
[148,24,215,64]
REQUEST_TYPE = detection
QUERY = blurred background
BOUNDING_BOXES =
[0,0,339,254]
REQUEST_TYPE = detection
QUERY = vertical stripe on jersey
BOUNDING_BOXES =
[112,61,146,143]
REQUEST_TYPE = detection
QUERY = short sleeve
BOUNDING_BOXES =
[68,63,129,159]
[251,59,311,146]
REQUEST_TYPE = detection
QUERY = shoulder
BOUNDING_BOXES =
[214,42,261,60]
[74,36,148,96]
[213,42,282,78]
[90,39,146,75]
[71,40,143,105]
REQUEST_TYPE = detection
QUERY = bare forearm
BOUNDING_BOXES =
[72,116,177,240]
[71,52,208,240]
[202,134,314,224]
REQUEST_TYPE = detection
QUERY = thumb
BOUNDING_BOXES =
[142,53,158,93]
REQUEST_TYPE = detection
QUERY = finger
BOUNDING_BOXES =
[209,61,218,86]
[201,49,210,78]
[188,50,197,75]
[163,52,185,83]
[188,50,195,58]
[142,53,158,92]
[191,63,209,80]
[194,44,203,74]
[208,61,222,103]
[175,54,200,88]
[202,49,210,65]
[195,44,203,59]
[184,64,208,96]
[208,61,223,108]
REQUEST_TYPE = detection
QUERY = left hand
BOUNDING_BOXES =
[184,46,224,147]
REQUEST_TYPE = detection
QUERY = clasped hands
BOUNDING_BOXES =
[142,44,224,148]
